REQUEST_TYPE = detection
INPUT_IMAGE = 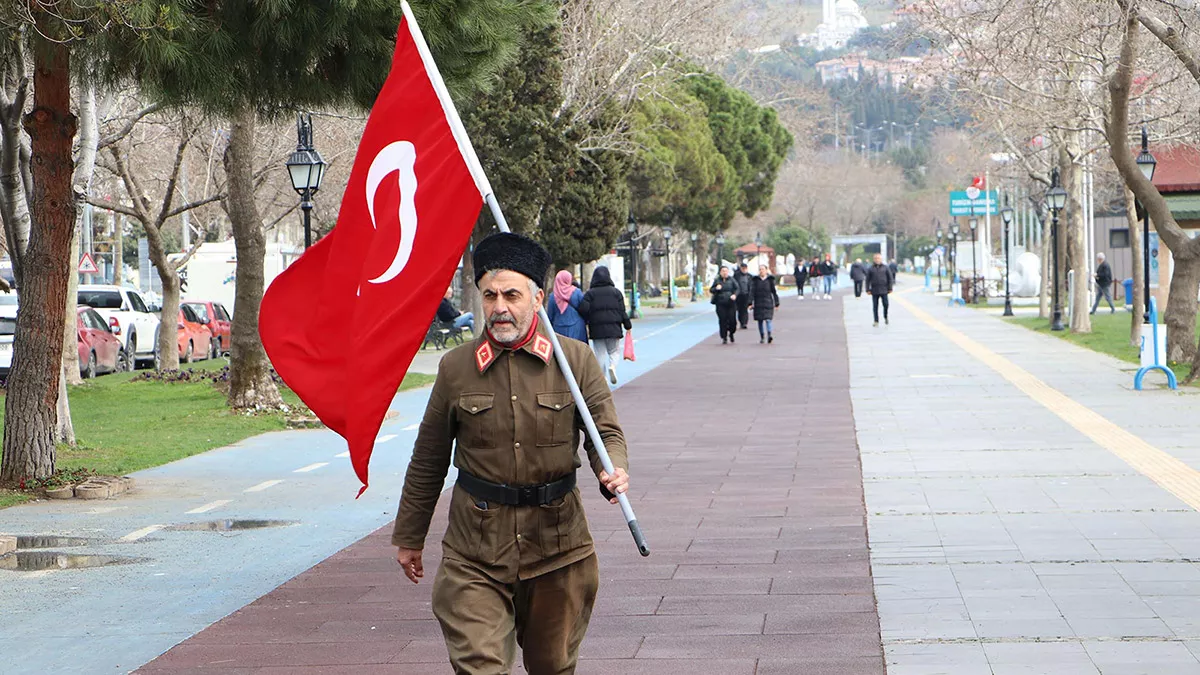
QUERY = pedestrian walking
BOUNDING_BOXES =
[793,260,809,299]
[578,265,633,385]
[710,265,739,344]
[807,256,823,298]
[749,264,780,343]
[819,254,838,299]
[392,232,631,675]
[850,258,867,298]
[1091,252,1115,314]
[734,262,752,329]
[888,258,899,283]
[547,269,588,342]
[437,287,475,333]
[866,253,894,326]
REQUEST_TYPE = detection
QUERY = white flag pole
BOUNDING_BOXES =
[401,1,649,556]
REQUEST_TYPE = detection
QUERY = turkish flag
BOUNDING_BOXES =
[970,175,986,189]
[260,2,489,495]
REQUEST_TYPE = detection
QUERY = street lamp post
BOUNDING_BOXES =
[690,231,699,302]
[935,224,944,293]
[627,213,639,319]
[285,112,327,250]
[968,215,979,303]
[1001,197,1015,316]
[716,232,726,267]
[1136,127,1157,323]
[950,220,960,287]
[755,231,763,266]
[663,225,675,309]
[1047,168,1068,331]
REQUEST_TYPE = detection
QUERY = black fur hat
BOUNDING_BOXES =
[473,232,553,289]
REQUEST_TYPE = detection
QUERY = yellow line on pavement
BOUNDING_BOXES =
[895,295,1200,512]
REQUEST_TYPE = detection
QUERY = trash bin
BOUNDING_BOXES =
[1123,278,1134,306]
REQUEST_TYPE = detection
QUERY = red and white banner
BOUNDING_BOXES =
[260,1,489,495]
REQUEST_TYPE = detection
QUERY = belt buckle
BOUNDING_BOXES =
[518,485,538,506]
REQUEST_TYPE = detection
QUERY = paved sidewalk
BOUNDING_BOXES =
[138,292,884,674]
[845,289,1200,675]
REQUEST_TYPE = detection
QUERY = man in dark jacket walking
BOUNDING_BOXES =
[793,260,809,299]
[1091,252,1115,314]
[710,265,739,344]
[819,254,838,299]
[578,266,633,384]
[849,258,867,298]
[866,253,895,326]
[733,263,752,328]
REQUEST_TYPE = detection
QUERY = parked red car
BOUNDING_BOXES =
[174,305,214,364]
[77,307,123,378]
[183,300,232,357]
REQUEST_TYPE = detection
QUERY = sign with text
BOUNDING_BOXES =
[949,190,998,216]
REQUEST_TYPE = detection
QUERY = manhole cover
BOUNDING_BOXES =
[0,552,141,572]
[165,519,296,532]
[17,536,90,549]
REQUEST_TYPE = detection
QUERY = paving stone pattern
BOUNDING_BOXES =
[138,296,884,674]
[848,288,1200,675]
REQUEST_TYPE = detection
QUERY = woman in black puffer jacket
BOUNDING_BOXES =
[749,264,780,344]
[578,266,632,384]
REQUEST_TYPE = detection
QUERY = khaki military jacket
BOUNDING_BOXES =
[392,319,628,582]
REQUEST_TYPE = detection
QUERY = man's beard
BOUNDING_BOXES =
[488,311,527,344]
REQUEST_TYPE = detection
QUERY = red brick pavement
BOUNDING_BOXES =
[138,296,883,674]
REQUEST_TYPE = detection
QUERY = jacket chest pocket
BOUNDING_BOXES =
[458,393,496,449]
[535,392,575,447]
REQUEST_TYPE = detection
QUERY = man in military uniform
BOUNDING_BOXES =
[393,232,631,675]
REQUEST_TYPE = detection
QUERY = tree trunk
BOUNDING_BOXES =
[112,222,122,286]
[461,232,482,336]
[1062,143,1091,334]
[0,81,30,287]
[63,76,97,390]
[1126,189,1144,348]
[1164,249,1200,365]
[150,237,182,371]
[224,105,282,410]
[1,36,76,486]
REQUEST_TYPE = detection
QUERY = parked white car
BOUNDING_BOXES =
[77,285,160,370]
[0,292,16,377]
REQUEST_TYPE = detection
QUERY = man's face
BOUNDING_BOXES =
[720,267,731,279]
[873,254,883,265]
[739,265,748,273]
[444,288,453,300]
[480,270,542,345]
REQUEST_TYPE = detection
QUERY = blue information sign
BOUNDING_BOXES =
[949,190,998,217]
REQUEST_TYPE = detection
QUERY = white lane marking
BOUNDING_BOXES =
[402,423,420,431]
[244,480,284,493]
[334,451,350,458]
[186,499,232,514]
[294,462,329,473]
[376,434,398,444]
[120,524,165,542]
[633,312,708,343]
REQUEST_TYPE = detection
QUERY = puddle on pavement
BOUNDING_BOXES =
[16,535,90,549]
[165,519,296,532]
[0,551,140,572]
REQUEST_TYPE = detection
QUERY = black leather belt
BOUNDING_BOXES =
[457,470,576,506]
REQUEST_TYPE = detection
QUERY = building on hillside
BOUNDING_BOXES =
[808,0,871,50]
[814,52,934,90]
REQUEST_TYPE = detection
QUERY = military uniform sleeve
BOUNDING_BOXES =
[573,347,628,478]
[391,366,455,549]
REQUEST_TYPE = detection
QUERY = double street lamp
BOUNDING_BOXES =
[1001,196,1015,316]
[715,232,726,267]
[663,225,675,309]
[690,231,700,302]
[968,214,979,303]
[1136,127,1157,323]
[1046,168,1068,331]
[626,213,640,319]
[285,112,327,250]
[949,220,960,285]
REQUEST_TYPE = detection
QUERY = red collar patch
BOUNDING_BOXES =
[475,341,496,373]
[531,333,553,363]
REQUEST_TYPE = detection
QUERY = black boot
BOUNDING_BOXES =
[768,333,773,343]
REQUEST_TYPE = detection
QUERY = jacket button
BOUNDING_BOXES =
[471,406,478,412]
[516,534,523,540]
[511,395,517,401]
[515,442,521,449]
[555,404,561,409]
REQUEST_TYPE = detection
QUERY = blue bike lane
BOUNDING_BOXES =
[0,301,715,674]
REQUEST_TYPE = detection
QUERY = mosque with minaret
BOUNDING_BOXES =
[812,0,871,50]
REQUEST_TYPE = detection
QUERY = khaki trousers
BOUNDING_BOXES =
[432,553,600,675]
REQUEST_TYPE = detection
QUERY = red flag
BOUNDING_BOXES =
[260,1,488,495]
[970,175,986,189]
